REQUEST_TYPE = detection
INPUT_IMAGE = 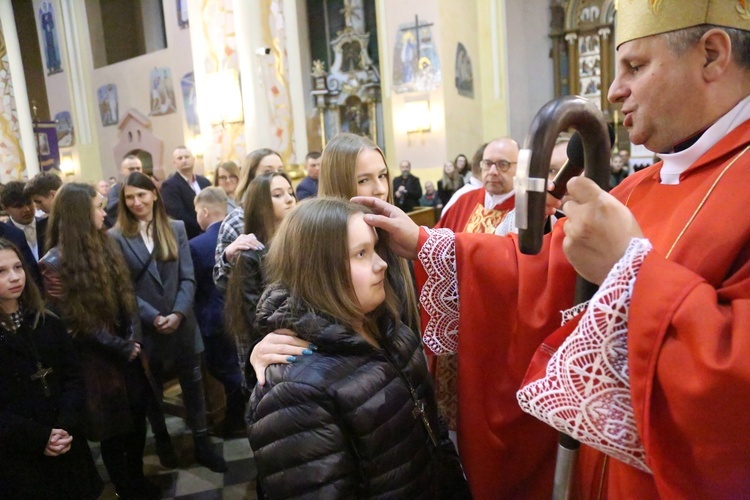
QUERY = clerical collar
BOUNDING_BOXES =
[657,94,750,185]
[485,190,514,210]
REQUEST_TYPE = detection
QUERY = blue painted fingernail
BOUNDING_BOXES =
[302,349,313,356]
[286,355,297,363]
[308,343,318,351]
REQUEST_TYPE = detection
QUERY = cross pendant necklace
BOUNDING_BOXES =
[31,361,53,397]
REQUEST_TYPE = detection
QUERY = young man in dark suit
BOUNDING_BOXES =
[189,188,245,436]
[161,146,211,239]
[1,181,47,262]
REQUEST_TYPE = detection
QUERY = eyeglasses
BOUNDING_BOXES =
[217,175,239,182]
[481,160,517,172]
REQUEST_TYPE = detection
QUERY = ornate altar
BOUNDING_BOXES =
[310,0,383,149]
[550,0,628,149]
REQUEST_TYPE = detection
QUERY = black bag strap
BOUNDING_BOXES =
[134,250,155,284]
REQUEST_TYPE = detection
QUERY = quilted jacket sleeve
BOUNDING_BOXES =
[248,379,360,499]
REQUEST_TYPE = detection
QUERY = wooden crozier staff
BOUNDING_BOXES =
[513,95,611,499]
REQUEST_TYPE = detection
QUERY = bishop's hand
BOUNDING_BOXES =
[352,196,420,260]
[562,176,643,285]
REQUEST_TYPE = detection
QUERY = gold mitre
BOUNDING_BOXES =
[616,0,750,47]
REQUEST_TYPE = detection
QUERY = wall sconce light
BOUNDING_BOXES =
[206,69,244,125]
[188,134,205,158]
[60,153,75,177]
[404,99,431,133]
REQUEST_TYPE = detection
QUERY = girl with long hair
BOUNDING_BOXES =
[224,172,296,379]
[213,148,284,290]
[0,238,103,498]
[246,198,467,498]
[247,133,421,385]
[454,153,470,182]
[437,160,465,207]
[110,172,227,474]
[39,183,159,498]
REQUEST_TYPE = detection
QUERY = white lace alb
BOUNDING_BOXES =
[517,237,654,473]
[418,228,460,355]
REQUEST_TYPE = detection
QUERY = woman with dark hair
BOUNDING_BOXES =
[39,183,159,498]
[110,172,227,473]
[213,148,283,290]
[246,198,467,498]
[0,238,103,499]
[224,172,296,379]
[454,153,470,183]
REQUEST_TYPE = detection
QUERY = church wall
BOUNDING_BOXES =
[438,0,484,165]
[504,0,554,143]
[379,0,447,183]
[88,1,194,180]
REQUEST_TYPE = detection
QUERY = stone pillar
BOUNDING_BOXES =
[0,0,39,179]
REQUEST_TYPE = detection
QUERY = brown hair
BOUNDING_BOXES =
[0,238,46,331]
[46,183,137,335]
[225,172,296,338]
[116,172,178,261]
[235,148,282,202]
[213,160,240,188]
[319,133,394,204]
[265,197,400,338]
[317,133,419,331]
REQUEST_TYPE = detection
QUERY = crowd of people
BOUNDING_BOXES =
[2,2,750,498]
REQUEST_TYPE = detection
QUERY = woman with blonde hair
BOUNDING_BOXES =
[213,148,284,290]
[437,160,464,208]
[110,172,227,473]
[39,183,159,497]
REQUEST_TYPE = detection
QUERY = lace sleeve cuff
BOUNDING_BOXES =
[517,237,654,473]
[418,228,460,355]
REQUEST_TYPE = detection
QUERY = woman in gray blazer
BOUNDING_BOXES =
[109,172,226,473]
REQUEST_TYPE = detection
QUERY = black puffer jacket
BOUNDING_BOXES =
[247,284,461,499]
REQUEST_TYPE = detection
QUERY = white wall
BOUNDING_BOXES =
[504,0,554,145]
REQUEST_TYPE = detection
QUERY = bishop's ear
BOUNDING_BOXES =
[700,28,732,82]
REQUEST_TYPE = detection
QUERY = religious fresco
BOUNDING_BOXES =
[38,1,62,76]
[180,72,200,134]
[177,0,189,29]
[260,0,296,164]
[454,42,473,99]
[392,15,441,94]
[97,84,119,127]
[201,0,245,162]
[577,33,601,110]
[149,67,177,116]
[0,24,26,181]
[54,111,74,147]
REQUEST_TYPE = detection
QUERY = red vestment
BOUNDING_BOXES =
[416,119,750,498]
[436,188,514,234]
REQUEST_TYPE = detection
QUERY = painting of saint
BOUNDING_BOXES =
[39,1,62,75]
[54,111,74,147]
[97,84,119,127]
[455,42,474,98]
[392,16,441,94]
[180,72,200,134]
[149,68,177,116]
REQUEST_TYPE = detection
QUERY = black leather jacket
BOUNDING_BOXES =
[247,284,464,499]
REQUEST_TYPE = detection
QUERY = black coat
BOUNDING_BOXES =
[393,173,423,213]
[0,312,103,499]
[247,284,465,499]
[161,172,211,239]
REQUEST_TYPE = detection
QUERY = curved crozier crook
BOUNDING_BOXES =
[515,95,611,256]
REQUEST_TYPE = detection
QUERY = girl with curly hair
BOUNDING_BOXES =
[39,183,160,498]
